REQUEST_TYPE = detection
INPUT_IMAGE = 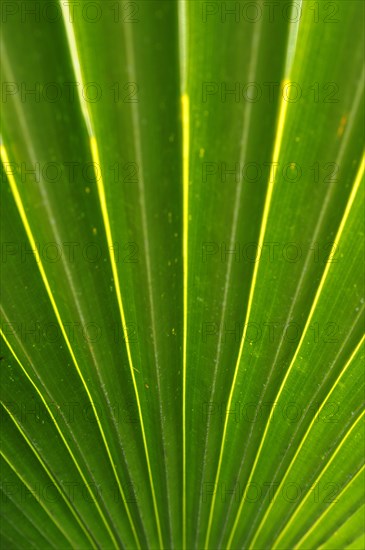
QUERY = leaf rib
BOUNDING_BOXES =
[122,19,172,546]
[204,76,291,549]
[1,452,74,548]
[273,411,365,549]
[225,153,364,548]
[317,502,365,550]
[0,330,121,549]
[256,62,364,385]
[181,90,190,550]
[1,402,98,549]
[2,128,145,546]
[179,2,189,546]
[294,464,365,550]
[195,15,265,547]
[227,303,364,548]
[248,335,365,548]
[0,144,128,548]
[90,134,163,549]
[236,69,365,548]
[0,510,44,550]
[0,148,125,548]
[60,4,165,546]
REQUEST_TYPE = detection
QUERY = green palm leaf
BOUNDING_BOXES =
[1,1,364,549]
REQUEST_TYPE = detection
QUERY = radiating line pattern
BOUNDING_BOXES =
[1,141,137,549]
[60,4,165,547]
[0,327,124,547]
[295,466,365,549]
[248,333,365,548]
[1,401,97,548]
[1,451,75,547]
[194,12,264,545]
[226,153,365,549]
[204,74,291,549]
[272,409,365,548]
[1,0,364,548]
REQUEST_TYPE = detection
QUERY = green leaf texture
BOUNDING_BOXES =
[1,1,364,549]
